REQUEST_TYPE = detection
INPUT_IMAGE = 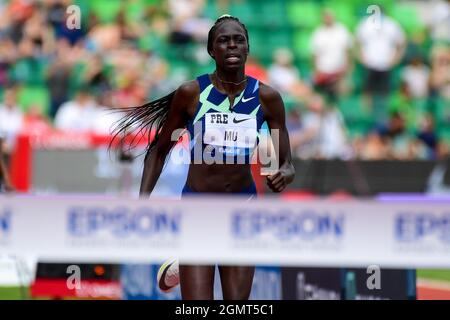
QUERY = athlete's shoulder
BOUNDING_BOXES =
[173,80,200,117]
[258,82,282,104]
[176,80,200,99]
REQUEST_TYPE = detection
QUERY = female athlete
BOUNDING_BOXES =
[113,15,295,300]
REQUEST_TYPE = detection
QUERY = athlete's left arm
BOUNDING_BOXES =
[259,83,295,192]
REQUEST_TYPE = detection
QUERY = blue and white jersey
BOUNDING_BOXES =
[186,74,265,164]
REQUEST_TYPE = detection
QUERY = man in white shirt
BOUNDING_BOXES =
[401,56,430,99]
[311,9,353,102]
[268,48,310,102]
[355,8,406,123]
[428,0,450,43]
[290,94,351,159]
[356,11,406,75]
[0,87,24,154]
[0,87,22,193]
[54,88,98,132]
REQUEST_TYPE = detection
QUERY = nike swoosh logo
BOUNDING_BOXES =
[241,96,255,103]
[233,117,252,124]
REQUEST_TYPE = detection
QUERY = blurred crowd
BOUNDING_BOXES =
[283,1,450,161]
[0,0,449,162]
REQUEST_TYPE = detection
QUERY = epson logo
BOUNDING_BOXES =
[395,213,450,243]
[232,209,344,240]
[68,206,181,237]
[0,209,11,237]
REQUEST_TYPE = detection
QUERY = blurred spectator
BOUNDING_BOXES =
[54,88,97,132]
[428,0,450,43]
[112,67,148,108]
[289,94,351,159]
[400,55,430,99]
[0,86,23,154]
[429,44,450,99]
[0,38,17,87]
[86,20,121,53]
[83,53,112,95]
[108,43,149,107]
[22,7,55,57]
[145,5,170,40]
[286,106,302,134]
[403,26,429,65]
[49,0,85,45]
[116,4,146,42]
[268,48,299,93]
[4,0,35,44]
[355,8,406,123]
[387,90,421,133]
[268,48,310,102]
[356,131,390,160]
[12,37,42,84]
[376,112,421,160]
[416,113,439,159]
[141,49,169,98]
[91,91,122,135]
[46,38,73,119]
[45,0,67,30]
[168,0,211,44]
[311,9,353,103]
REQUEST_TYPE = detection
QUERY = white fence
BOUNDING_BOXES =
[1,195,450,268]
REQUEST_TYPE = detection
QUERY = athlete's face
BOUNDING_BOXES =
[210,21,248,70]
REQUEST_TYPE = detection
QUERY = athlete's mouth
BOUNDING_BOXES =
[225,54,240,63]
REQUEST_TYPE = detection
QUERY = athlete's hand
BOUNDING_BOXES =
[5,184,16,193]
[266,171,288,193]
[3,183,15,193]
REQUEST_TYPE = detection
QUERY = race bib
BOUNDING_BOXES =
[204,112,257,148]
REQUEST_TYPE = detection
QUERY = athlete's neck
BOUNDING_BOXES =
[213,68,247,96]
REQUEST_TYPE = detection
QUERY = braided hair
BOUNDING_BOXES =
[110,90,176,158]
[111,15,248,159]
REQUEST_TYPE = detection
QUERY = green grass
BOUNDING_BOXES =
[417,269,450,282]
[0,286,29,300]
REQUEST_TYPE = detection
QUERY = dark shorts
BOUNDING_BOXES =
[365,68,390,94]
[181,181,257,198]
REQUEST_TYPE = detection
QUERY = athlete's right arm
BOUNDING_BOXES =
[139,81,198,197]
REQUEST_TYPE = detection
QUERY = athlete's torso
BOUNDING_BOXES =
[186,73,265,165]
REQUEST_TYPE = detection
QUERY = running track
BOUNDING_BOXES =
[417,279,450,300]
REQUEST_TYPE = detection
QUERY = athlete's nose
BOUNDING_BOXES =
[228,38,237,49]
